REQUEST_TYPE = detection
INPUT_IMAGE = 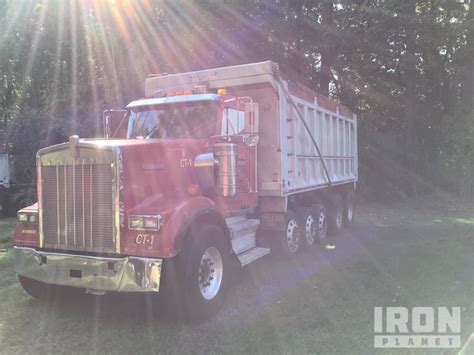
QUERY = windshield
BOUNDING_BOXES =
[127,101,218,139]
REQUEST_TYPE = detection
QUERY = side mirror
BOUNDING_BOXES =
[244,103,259,134]
[103,110,128,138]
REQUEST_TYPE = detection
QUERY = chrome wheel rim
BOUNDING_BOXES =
[347,201,354,222]
[286,219,300,253]
[336,208,343,229]
[198,246,223,300]
[318,211,328,241]
[305,214,316,246]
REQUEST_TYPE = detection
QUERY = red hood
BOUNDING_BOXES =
[82,138,209,210]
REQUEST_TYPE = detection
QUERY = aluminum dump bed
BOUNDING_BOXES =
[145,61,357,197]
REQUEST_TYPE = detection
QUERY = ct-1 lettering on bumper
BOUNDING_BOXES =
[14,247,162,293]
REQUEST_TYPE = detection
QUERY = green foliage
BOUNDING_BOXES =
[0,0,472,197]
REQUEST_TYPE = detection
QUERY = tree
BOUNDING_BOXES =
[0,0,472,197]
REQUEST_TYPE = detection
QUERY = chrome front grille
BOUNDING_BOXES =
[41,161,116,252]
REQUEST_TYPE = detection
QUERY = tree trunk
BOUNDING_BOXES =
[319,0,334,96]
[461,1,474,197]
[402,2,419,196]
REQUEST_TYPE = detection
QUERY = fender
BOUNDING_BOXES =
[123,195,230,258]
[167,196,231,255]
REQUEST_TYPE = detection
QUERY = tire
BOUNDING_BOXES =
[279,210,301,256]
[15,194,35,211]
[312,204,328,244]
[299,208,318,249]
[18,276,51,300]
[328,194,344,235]
[181,224,230,321]
[343,190,355,226]
[10,192,35,216]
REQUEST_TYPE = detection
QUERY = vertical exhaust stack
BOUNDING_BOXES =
[213,143,237,197]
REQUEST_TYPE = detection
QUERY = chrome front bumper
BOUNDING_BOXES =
[14,247,162,293]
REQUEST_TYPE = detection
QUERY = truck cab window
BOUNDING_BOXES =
[128,102,218,139]
[221,108,245,136]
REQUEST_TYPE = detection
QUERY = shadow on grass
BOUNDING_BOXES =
[25,286,191,326]
[11,244,331,335]
[3,214,473,353]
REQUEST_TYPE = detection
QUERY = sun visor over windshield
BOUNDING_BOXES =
[126,94,220,110]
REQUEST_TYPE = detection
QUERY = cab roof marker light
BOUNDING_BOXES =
[166,90,193,97]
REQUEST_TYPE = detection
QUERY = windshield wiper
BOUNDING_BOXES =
[145,123,159,139]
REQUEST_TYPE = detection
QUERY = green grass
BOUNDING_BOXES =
[0,206,472,354]
[0,218,16,292]
[223,217,474,354]
[0,217,15,248]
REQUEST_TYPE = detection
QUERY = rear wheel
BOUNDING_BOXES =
[343,190,355,226]
[181,224,230,321]
[279,210,301,256]
[328,194,344,235]
[299,209,317,248]
[312,204,328,244]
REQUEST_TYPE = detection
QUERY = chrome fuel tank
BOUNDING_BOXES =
[213,143,237,197]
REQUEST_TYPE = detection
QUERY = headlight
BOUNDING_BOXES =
[129,215,162,231]
[17,212,38,224]
[129,216,144,229]
[144,217,160,229]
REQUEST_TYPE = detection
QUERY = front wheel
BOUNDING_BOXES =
[198,246,224,301]
[181,224,230,321]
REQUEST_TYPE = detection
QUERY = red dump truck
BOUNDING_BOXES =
[12,61,357,320]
